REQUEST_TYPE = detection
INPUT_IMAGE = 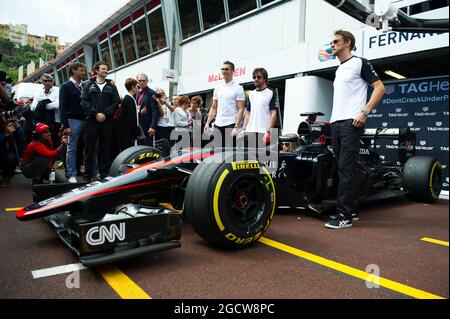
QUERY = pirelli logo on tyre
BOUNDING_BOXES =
[231,160,260,171]
[130,152,161,164]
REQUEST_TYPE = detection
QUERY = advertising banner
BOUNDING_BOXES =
[367,76,449,191]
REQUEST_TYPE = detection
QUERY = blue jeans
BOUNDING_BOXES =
[66,119,85,178]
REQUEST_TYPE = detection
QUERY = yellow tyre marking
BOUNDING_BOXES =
[259,237,444,299]
[429,161,441,199]
[421,237,449,247]
[97,264,151,299]
[262,166,276,219]
[213,169,229,231]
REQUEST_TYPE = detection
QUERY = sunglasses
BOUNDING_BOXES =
[221,68,230,71]
[43,80,53,83]
[253,75,263,80]
[330,39,342,45]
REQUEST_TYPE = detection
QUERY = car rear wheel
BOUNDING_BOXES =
[184,152,276,249]
[109,146,163,177]
[403,156,443,203]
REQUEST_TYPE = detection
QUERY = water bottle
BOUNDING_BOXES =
[49,169,56,184]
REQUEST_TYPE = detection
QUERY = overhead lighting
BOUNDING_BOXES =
[384,70,406,79]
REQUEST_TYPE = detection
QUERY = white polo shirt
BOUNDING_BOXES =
[245,87,278,134]
[213,79,245,127]
[331,56,380,123]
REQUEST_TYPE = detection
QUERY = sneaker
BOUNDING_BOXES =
[325,214,352,229]
[352,212,360,221]
[68,177,78,183]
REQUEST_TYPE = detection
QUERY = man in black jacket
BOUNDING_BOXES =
[136,73,159,146]
[81,61,120,180]
[59,62,86,183]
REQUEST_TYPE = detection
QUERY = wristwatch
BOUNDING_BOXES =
[360,109,370,116]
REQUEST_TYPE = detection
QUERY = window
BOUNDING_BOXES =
[78,54,86,66]
[261,0,277,5]
[148,7,167,52]
[177,0,201,39]
[134,17,151,57]
[99,40,112,67]
[409,0,449,15]
[227,0,257,19]
[200,0,226,30]
[111,32,124,68]
[121,25,137,63]
[57,69,64,84]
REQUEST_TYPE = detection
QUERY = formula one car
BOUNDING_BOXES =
[17,112,443,266]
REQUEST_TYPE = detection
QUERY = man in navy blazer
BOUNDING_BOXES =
[136,73,159,146]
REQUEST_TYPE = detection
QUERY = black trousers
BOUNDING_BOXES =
[156,126,175,146]
[84,118,114,178]
[0,151,18,179]
[20,157,65,183]
[331,119,363,219]
[214,124,236,148]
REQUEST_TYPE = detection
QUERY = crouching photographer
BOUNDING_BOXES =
[0,118,19,186]
[20,123,67,185]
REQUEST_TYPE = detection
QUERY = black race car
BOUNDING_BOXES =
[17,112,443,266]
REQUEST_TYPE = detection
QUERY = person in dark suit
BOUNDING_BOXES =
[59,62,86,183]
[136,73,159,146]
[117,78,141,152]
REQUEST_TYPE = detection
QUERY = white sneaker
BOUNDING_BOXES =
[68,177,78,183]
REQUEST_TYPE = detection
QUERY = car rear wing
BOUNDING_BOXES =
[361,127,416,165]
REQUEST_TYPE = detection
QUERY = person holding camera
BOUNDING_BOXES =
[154,88,175,146]
[0,71,11,102]
[20,123,67,185]
[0,119,19,186]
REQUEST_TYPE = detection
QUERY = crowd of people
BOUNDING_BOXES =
[1,59,281,187]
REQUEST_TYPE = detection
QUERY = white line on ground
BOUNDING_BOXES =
[31,263,88,279]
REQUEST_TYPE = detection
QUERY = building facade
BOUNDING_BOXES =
[8,23,28,47]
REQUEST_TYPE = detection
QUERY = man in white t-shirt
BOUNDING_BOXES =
[204,61,245,147]
[325,30,385,229]
[243,68,278,147]
[31,74,60,147]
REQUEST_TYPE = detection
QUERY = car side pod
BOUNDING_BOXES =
[46,204,183,267]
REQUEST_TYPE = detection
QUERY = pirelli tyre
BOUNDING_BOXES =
[403,156,443,203]
[185,152,276,249]
[110,145,163,177]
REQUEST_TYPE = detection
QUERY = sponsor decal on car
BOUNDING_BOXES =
[86,223,126,246]
[231,161,260,171]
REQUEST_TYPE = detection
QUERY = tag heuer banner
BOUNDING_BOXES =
[367,76,449,192]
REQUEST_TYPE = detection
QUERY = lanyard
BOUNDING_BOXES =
[138,88,146,106]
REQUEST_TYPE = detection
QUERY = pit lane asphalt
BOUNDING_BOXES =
[0,174,448,299]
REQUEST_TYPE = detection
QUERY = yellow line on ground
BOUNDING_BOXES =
[5,207,22,212]
[421,237,449,247]
[259,237,444,299]
[97,264,151,299]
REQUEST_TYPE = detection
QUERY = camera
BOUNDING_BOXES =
[0,110,16,118]
[155,93,162,99]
